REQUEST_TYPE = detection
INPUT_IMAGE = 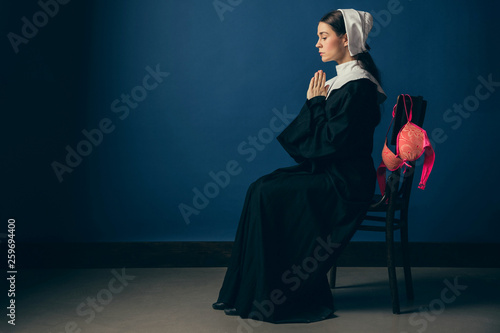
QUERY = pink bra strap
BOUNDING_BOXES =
[417,134,435,190]
[376,160,388,196]
[385,94,413,142]
[401,94,413,123]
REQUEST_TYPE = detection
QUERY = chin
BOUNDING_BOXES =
[320,55,333,62]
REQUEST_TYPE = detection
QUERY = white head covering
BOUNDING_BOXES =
[337,9,373,56]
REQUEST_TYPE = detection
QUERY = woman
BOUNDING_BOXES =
[212,9,387,323]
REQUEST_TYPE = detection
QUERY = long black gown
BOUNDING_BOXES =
[215,78,381,323]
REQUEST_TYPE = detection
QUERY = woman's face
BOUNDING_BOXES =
[316,22,348,63]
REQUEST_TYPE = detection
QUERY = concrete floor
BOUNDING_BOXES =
[4,267,500,333]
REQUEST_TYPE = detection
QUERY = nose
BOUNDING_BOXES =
[316,39,322,49]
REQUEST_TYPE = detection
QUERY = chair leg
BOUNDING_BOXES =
[329,262,337,289]
[386,202,400,314]
[400,210,414,301]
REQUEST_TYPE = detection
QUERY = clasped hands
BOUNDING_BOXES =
[307,70,330,100]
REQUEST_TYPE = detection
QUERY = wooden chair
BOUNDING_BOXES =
[329,95,427,314]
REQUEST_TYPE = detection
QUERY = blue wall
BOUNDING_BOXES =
[3,0,500,242]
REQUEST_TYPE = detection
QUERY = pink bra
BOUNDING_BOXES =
[376,95,435,196]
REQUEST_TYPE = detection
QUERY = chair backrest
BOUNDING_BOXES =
[386,95,428,203]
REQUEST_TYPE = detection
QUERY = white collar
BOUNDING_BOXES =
[325,60,386,104]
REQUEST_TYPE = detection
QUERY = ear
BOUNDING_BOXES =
[343,34,349,47]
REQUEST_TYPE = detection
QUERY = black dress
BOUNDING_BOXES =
[215,78,381,323]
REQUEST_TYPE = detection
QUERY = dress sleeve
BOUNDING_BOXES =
[277,83,371,163]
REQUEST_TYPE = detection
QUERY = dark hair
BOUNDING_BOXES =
[320,10,381,85]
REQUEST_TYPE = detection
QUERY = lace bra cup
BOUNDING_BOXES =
[381,138,404,171]
[377,95,435,196]
[382,122,426,169]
